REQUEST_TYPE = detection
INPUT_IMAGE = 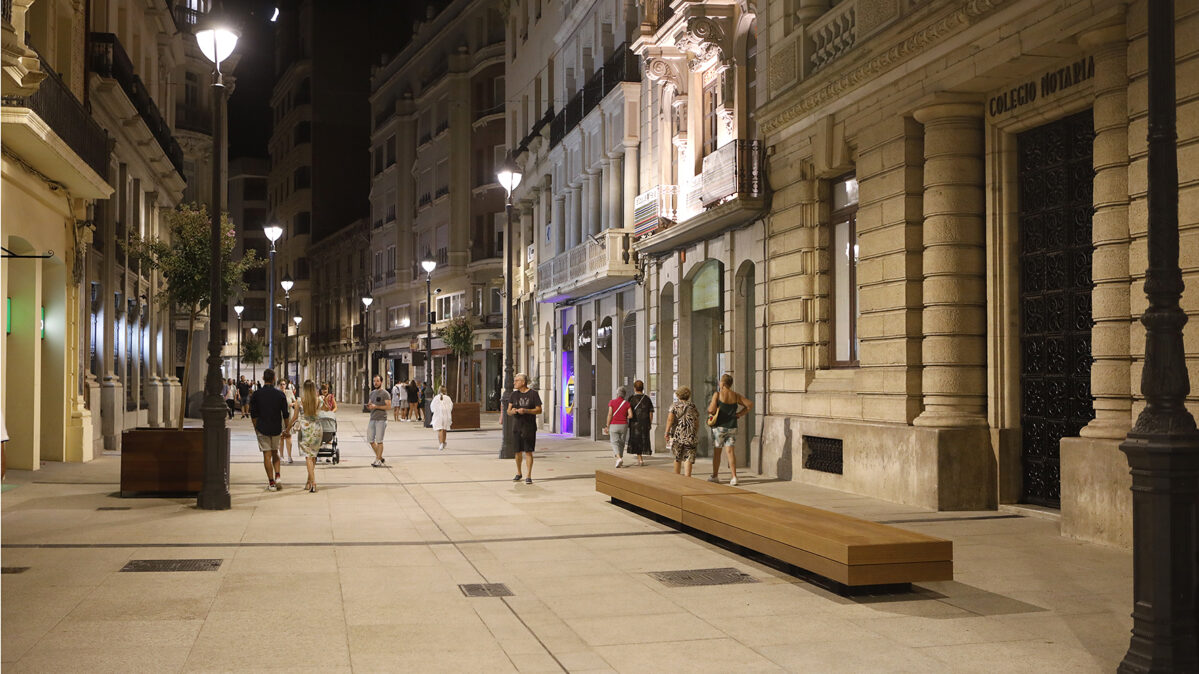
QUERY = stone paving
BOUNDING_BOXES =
[1,411,1133,672]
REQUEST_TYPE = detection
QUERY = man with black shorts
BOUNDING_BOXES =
[237,376,252,418]
[249,369,290,491]
[507,373,542,484]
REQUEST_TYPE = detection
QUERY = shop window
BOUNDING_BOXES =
[829,174,860,367]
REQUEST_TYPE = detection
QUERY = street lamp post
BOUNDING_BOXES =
[280,273,293,385]
[233,299,243,381]
[421,253,437,428]
[292,314,302,383]
[361,294,373,411]
[1118,3,1199,671]
[195,4,239,511]
[250,326,259,382]
[496,154,522,459]
[264,223,283,368]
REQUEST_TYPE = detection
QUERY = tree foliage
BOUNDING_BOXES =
[439,316,474,401]
[242,336,265,366]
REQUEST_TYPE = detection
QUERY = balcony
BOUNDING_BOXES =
[1,54,112,198]
[635,140,765,254]
[473,102,503,123]
[88,33,186,177]
[175,102,210,134]
[550,43,640,149]
[536,229,637,302]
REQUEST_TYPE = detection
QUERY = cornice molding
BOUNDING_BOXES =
[760,0,1009,135]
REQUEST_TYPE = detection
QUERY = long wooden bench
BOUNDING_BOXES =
[596,469,952,588]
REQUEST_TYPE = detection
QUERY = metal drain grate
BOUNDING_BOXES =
[97,506,131,511]
[458,583,513,597]
[120,559,223,573]
[649,567,759,588]
[1,567,30,574]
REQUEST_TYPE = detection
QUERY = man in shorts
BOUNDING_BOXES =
[507,373,542,484]
[237,376,252,418]
[366,375,391,466]
[249,368,290,491]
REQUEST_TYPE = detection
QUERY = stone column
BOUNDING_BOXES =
[580,175,591,243]
[570,184,583,249]
[623,142,639,231]
[101,165,126,449]
[552,193,566,255]
[519,200,534,282]
[608,153,623,229]
[912,103,987,428]
[1079,24,1132,439]
[589,169,603,237]
[599,159,611,232]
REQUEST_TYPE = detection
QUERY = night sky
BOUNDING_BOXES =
[225,0,437,160]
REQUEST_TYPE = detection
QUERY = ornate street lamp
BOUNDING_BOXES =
[496,153,522,459]
[249,326,259,382]
[280,272,293,384]
[361,294,373,411]
[292,314,302,384]
[195,1,240,510]
[421,252,437,428]
[263,222,283,368]
[1118,2,1199,671]
[233,299,244,381]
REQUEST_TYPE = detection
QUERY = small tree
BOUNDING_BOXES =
[127,204,264,428]
[439,316,474,401]
[242,336,266,382]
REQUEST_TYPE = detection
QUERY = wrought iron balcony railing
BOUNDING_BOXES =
[1,55,111,180]
[549,43,640,149]
[88,33,185,177]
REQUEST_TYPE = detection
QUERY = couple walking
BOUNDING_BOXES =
[248,369,333,493]
[663,373,752,484]
[604,380,654,467]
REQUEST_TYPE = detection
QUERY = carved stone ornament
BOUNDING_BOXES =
[678,16,730,72]
[645,56,686,97]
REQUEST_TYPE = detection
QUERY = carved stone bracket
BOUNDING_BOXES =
[645,55,688,97]
[678,16,733,72]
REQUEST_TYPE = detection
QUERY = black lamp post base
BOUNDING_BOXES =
[499,390,513,459]
[198,395,231,510]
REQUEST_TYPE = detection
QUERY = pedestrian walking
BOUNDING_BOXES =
[249,369,289,491]
[223,379,236,419]
[407,379,421,422]
[665,386,700,477]
[391,380,404,421]
[319,383,337,412]
[625,380,654,466]
[294,379,323,493]
[430,386,454,450]
[366,375,391,467]
[508,373,542,484]
[420,381,432,427]
[604,386,630,468]
[281,379,297,464]
[237,376,252,418]
[707,373,753,486]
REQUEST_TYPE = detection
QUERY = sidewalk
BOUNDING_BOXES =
[1,411,1132,672]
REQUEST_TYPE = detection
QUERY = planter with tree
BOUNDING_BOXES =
[119,204,263,496]
[242,335,265,383]
[439,316,481,429]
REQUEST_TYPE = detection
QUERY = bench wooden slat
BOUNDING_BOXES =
[683,493,952,566]
[596,481,683,521]
[595,469,741,508]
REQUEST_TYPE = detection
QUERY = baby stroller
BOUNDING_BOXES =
[315,413,339,464]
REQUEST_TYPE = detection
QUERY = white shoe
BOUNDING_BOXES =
[615,457,623,468]
[730,477,739,486]
[438,442,445,450]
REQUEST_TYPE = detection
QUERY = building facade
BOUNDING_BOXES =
[310,218,369,405]
[2,0,113,468]
[222,156,269,379]
[364,0,507,408]
[755,0,1198,547]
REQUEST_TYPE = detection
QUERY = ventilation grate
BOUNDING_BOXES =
[1,567,31,574]
[458,583,513,597]
[649,567,759,588]
[97,506,131,511]
[120,559,223,573]
[803,435,843,474]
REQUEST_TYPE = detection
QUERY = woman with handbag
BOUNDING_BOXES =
[665,386,699,476]
[707,373,753,485]
[604,386,631,467]
[625,380,654,466]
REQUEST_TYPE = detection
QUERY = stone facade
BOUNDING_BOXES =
[756,0,1199,546]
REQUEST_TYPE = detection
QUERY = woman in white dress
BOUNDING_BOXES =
[430,385,454,450]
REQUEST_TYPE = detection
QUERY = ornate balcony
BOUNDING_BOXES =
[536,229,637,302]
[635,140,765,254]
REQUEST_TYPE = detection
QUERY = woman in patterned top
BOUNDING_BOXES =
[294,379,324,493]
[665,386,700,476]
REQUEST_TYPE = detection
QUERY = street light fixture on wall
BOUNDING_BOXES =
[496,154,522,459]
[361,294,373,411]
[195,1,239,511]
[263,222,283,368]
[233,299,244,381]
[421,252,437,427]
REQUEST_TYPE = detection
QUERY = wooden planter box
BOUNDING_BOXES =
[120,427,208,497]
[450,401,481,430]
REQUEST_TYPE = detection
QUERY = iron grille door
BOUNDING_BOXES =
[1017,109,1096,508]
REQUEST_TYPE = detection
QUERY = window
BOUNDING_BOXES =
[386,245,396,275]
[293,166,310,190]
[373,250,383,278]
[386,135,396,166]
[830,174,860,367]
[374,148,384,175]
[296,257,310,280]
[702,78,719,157]
[490,287,502,314]
[418,300,428,324]
[294,212,310,235]
[293,121,311,144]
[185,72,200,106]
[475,288,483,314]
[244,178,267,201]
[436,292,466,321]
[388,306,400,330]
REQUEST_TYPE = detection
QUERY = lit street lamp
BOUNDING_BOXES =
[263,222,283,369]
[292,314,303,384]
[249,326,259,382]
[195,1,239,510]
[421,252,437,428]
[233,299,244,381]
[361,294,373,411]
[496,154,522,459]
[280,272,293,385]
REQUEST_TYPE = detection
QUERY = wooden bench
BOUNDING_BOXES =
[596,469,952,588]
